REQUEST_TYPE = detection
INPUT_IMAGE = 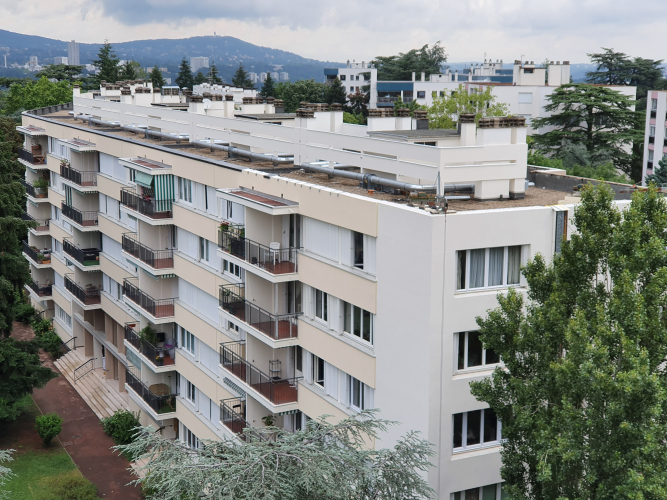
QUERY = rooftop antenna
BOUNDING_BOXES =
[520,54,525,65]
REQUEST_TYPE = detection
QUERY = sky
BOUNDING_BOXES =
[2,0,666,63]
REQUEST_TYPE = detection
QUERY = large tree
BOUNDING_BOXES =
[471,184,667,500]
[149,65,166,89]
[118,411,434,500]
[373,42,447,81]
[34,64,83,82]
[586,48,632,85]
[193,71,206,86]
[207,63,222,84]
[259,72,276,98]
[175,58,193,90]
[274,79,326,112]
[531,84,640,175]
[426,84,509,129]
[231,63,253,88]
[91,39,120,84]
[324,77,347,106]
[1,77,72,117]
[119,60,144,81]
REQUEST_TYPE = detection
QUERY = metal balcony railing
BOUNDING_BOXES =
[18,147,47,165]
[61,202,98,227]
[220,342,299,405]
[122,279,175,318]
[220,398,263,442]
[28,280,52,297]
[218,226,298,275]
[63,239,100,266]
[120,188,173,219]
[22,241,51,265]
[22,213,50,232]
[126,370,176,415]
[122,234,174,269]
[60,164,97,187]
[20,179,49,198]
[124,325,176,367]
[64,275,101,306]
[219,283,300,340]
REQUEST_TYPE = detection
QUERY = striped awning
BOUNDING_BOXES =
[154,174,174,212]
[223,377,246,397]
[134,171,153,188]
[275,409,300,416]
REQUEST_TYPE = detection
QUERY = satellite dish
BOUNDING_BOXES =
[203,99,212,109]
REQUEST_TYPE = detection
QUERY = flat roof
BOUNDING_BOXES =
[368,129,460,140]
[235,113,296,121]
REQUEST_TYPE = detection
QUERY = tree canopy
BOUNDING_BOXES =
[274,79,326,112]
[0,77,72,117]
[34,64,83,82]
[259,72,276,98]
[231,63,253,88]
[373,42,447,81]
[425,84,509,129]
[193,71,206,86]
[149,65,166,89]
[118,411,435,500]
[207,63,222,84]
[119,60,145,81]
[471,184,667,500]
[324,77,347,106]
[91,39,119,85]
[175,58,193,90]
[531,84,640,175]
[645,157,667,185]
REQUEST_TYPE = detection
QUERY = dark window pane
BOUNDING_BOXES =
[457,251,466,289]
[353,305,361,337]
[362,309,371,342]
[453,413,463,448]
[354,231,364,268]
[465,488,480,500]
[467,410,481,446]
[296,346,302,372]
[467,332,483,367]
[486,347,500,365]
[482,484,497,500]
[484,408,498,442]
[457,333,465,370]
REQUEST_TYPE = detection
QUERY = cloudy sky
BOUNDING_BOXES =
[2,0,665,63]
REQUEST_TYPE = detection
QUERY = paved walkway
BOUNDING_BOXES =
[12,322,143,500]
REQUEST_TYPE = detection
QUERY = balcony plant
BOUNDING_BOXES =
[139,325,159,346]
[33,178,49,197]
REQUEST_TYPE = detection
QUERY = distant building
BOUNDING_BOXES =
[29,56,38,70]
[67,40,80,66]
[165,78,172,85]
[248,72,259,84]
[259,72,267,83]
[279,72,289,81]
[191,57,209,73]
[54,56,68,65]
[642,91,667,183]
[270,71,279,81]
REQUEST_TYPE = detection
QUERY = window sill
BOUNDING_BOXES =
[453,364,500,379]
[300,316,375,357]
[299,250,377,282]
[455,285,525,296]
[451,443,501,460]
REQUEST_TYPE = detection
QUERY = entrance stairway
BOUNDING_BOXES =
[54,348,129,420]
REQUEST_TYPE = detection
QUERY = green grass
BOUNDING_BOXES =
[4,449,77,499]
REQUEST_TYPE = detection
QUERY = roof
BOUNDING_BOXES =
[367,129,460,140]
[235,113,296,121]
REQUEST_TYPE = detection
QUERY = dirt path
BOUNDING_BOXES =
[11,322,143,500]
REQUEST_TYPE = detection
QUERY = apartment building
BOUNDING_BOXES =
[324,61,378,107]
[190,57,209,74]
[54,56,68,65]
[642,91,667,184]
[67,40,80,66]
[19,81,582,499]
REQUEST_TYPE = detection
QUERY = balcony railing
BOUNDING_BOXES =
[60,164,97,187]
[18,148,47,165]
[219,284,300,340]
[220,398,264,442]
[61,203,98,227]
[218,227,298,274]
[22,213,50,232]
[120,188,173,219]
[28,280,52,297]
[124,325,176,367]
[122,279,175,318]
[122,234,174,269]
[20,179,49,199]
[126,370,176,415]
[22,241,51,265]
[377,96,413,103]
[64,275,101,306]
[63,240,100,267]
[220,342,299,405]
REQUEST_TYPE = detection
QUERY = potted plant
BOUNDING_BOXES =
[220,222,230,232]
[37,253,45,262]
[139,325,159,346]
[33,178,49,197]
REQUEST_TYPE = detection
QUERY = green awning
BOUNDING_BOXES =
[134,171,153,188]
[154,174,174,212]
[275,409,300,416]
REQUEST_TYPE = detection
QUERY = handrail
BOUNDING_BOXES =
[122,279,176,318]
[219,342,299,405]
[121,234,174,269]
[63,239,101,266]
[220,398,263,442]
[64,274,101,305]
[61,202,99,227]
[20,178,49,198]
[60,163,97,187]
[22,240,51,265]
[124,325,175,367]
[120,188,173,219]
[74,357,95,382]
[18,147,47,165]
[60,336,77,355]
[125,370,177,414]
[218,228,298,275]
[219,283,300,340]
[23,213,50,231]
[28,280,52,297]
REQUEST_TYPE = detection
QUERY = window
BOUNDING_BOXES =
[350,87,354,92]
[350,377,365,410]
[453,409,501,450]
[650,125,656,137]
[340,75,346,81]
[179,177,192,203]
[457,331,499,370]
[183,425,199,449]
[226,200,233,220]
[518,92,533,104]
[186,380,196,404]
[417,91,425,99]
[649,150,655,161]
[452,483,505,500]
[296,346,303,372]
[353,231,364,268]
[456,246,522,291]
[312,355,325,387]
[356,75,359,81]
[343,301,373,344]
[199,237,209,262]
[315,288,328,322]
[55,304,72,328]
[180,327,195,356]
[223,259,242,278]
[652,98,658,110]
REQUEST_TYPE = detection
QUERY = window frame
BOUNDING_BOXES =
[312,355,325,388]
[180,327,195,356]
[342,301,374,345]
[456,246,523,292]
[186,380,196,405]
[314,288,328,323]
[350,376,365,411]
[453,409,501,452]
[456,331,500,372]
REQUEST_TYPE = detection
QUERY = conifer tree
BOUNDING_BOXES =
[207,63,222,84]
[150,65,166,88]
[91,39,120,84]
[175,58,194,90]
[193,71,206,85]
[259,72,276,98]
[324,77,347,106]
[232,63,253,88]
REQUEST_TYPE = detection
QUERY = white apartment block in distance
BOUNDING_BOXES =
[190,57,209,74]
[324,61,378,107]
[642,91,667,184]
[19,79,587,499]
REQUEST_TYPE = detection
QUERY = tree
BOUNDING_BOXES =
[470,184,667,500]
[1,77,72,116]
[175,58,193,90]
[91,39,120,84]
[118,411,434,500]
[0,338,56,420]
[193,71,206,86]
[259,72,276,98]
[34,64,83,82]
[274,79,326,112]
[231,63,253,88]
[586,48,632,85]
[0,450,15,500]
[119,60,143,81]
[324,77,347,106]
[348,89,369,116]
[149,65,166,88]
[35,412,63,446]
[645,157,667,185]
[531,84,640,175]
[207,63,222,84]
[425,84,509,129]
[373,42,447,81]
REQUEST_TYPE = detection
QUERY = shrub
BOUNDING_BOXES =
[40,330,64,359]
[101,409,141,446]
[35,412,63,446]
[14,302,36,324]
[43,470,100,500]
[32,318,54,337]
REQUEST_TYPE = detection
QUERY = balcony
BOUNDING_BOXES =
[377,96,413,103]
[218,225,297,275]
[122,279,175,318]
[122,234,174,269]
[23,213,50,233]
[60,164,97,187]
[20,179,49,199]
[219,284,300,340]
[124,325,176,367]
[22,241,51,265]
[64,275,101,306]
[18,147,47,166]
[61,203,98,227]
[220,342,299,405]
[28,280,52,298]
[121,188,173,219]
[63,240,100,267]
[220,398,263,442]
[125,370,176,415]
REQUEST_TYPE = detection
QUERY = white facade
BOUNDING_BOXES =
[279,72,289,81]
[67,40,80,66]
[642,91,667,184]
[191,57,210,73]
[54,56,68,65]
[324,61,378,107]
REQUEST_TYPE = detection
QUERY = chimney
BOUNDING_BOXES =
[73,84,80,98]
[120,88,132,104]
[458,113,476,146]
[412,72,416,82]
[395,107,411,130]
[273,99,285,113]
[413,110,429,130]
[223,94,235,118]
[421,72,425,82]
[188,95,206,114]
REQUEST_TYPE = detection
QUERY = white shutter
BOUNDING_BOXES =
[211,398,220,425]
[302,284,313,319]
[363,384,375,410]
[206,186,218,216]
[98,193,106,215]
[363,234,376,275]
[107,197,120,221]
[339,228,353,266]
[341,373,351,406]
[208,240,221,271]
[102,274,110,293]
[99,153,118,178]
[329,296,340,332]
[194,182,206,212]
[304,217,339,261]
[178,279,199,310]
[177,228,199,260]
[281,215,290,248]
[324,362,338,399]
[102,234,124,264]
[520,245,529,287]
[198,288,219,323]
[303,349,313,384]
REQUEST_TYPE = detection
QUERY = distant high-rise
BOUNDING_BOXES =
[54,56,68,65]
[29,56,38,70]
[279,72,289,81]
[190,57,210,73]
[270,71,279,81]
[67,40,80,66]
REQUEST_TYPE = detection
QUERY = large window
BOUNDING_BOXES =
[199,237,209,262]
[315,288,328,322]
[223,259,242,278]
[312,355,325,387]
[353,231,364,268]
[55,304,72,329]
[457,246,522,291]
[186,381,196,404]
[452,483,505,500]
[350,377,367,411]
[343,301,373,344]
[457,331,499,370]
[183,424,199,449]
[453,409,501,451]
[178,177,192,203]
[518,92,533,104]
[180,327,195,356]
